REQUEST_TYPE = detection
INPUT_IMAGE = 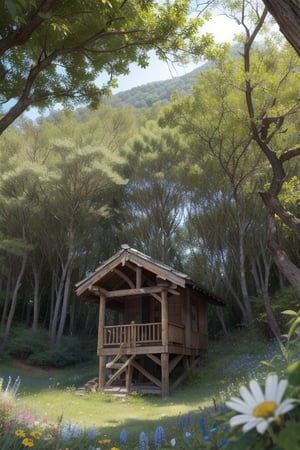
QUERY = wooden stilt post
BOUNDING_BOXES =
[161,289,169,396]
[98,294,106,389]
[161,353,169,396]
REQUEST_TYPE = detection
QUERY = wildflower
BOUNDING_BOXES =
[15,428,26,437]
[138,431,148,450]
[111,448,120,450]
[199,418,206,436]
[30,430,42,439]
[98,438,111,444]
[154,425,165,447]
[87,426,97,440]
[170,437,176,447]
[120,428,127,445]
[62,421,83,440]
[218,437,229,448]
[226,374,296,434]
[185,431,191,438]
[22,437,34,447]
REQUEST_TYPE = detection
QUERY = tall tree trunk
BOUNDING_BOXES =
[242,5,300,298]
[238,221,253,324]
[267,214,300,297]
[251,246,281,338]
[1,266,11,328]
[55,263,72,347]
[263,0,300,57]
[31,260,42,331]
[1,252,28,348]
[49,249,74,346]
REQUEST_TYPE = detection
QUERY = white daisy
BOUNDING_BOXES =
[225,374,296,434]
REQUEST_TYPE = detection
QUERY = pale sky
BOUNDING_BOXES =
[112,14,242,94]
[23,13,242,120]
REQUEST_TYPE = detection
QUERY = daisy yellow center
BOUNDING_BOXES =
[253,401,277,418]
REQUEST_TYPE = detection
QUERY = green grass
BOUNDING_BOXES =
[1,329,281,443]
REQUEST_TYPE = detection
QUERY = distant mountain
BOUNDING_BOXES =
[105,61,211,109]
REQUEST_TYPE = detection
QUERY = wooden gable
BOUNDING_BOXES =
[75,244,225,307]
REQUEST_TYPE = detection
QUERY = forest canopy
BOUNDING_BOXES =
[0,0,300,364]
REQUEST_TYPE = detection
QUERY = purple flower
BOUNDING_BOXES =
[139,431,148,450]
[87,426,97,440]
[154,426,165,447]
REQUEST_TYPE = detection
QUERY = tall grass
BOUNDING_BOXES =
[1,329,281,442]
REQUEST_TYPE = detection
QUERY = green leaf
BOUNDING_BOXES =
[281,310,297,316]
[276,421,300,450]
[287,360,300,386]
[287,316,300,341]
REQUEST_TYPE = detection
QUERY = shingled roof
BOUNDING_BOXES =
[75,245,226,307]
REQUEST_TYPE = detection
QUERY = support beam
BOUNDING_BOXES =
[98,294,106,389]
[161,353,169,396]
[131,360,162,387]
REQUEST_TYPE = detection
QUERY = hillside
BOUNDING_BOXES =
[105,61,211,109]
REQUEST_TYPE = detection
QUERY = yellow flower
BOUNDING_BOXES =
[22,437,34,447]
[30,431,42,439]
[15,429,26,437]
[99,438,111,444]
[111,447,120,450]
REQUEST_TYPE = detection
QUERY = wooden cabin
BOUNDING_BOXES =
[75,245,225,396]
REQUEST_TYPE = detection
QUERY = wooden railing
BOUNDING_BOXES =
[103,322,187,347]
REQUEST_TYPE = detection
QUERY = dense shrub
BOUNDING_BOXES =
[6,326,49,360]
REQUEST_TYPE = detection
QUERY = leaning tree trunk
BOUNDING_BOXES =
[266,214,300,297]
[263,0,300,57]
[1,252,28,348]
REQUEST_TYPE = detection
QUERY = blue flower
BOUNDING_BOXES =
[154,425,165,447]
[185,431,191,438]
[210,427,217,433]
[218,437,229,447]
[220,403,227,415]
[178,415,191,430]
[139,431,149,450]
[120,428,127,445]
[199,418,207,436]
[87,426,97,440]
[61,421,82,441]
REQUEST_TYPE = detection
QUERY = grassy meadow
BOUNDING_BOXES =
[1,329,281,444]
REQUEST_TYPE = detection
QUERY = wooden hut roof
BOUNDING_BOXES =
[75,245,226,307]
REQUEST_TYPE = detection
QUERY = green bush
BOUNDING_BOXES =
[6,326,49,359]
[27,335,84,368]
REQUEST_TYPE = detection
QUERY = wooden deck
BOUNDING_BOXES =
[102,322,184,347]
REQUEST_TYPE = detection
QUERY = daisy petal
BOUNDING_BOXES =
[230,414,254,427]
[226,399,252,414]
[242,418,259,433]
[265,374,278,401]
[276,398,296,416]
[239,386,257,408]
[275,379,288,404]
[256,419,270,434]
[249,379,264,404]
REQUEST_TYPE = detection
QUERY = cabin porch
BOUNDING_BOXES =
[97,321,208,396]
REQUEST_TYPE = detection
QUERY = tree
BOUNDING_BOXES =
[0,106,135,347]
[160,1,300,331]
[237,2,300,296]
[121,122,188,265]
[262,1,300,57]
[0,0,214,134]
